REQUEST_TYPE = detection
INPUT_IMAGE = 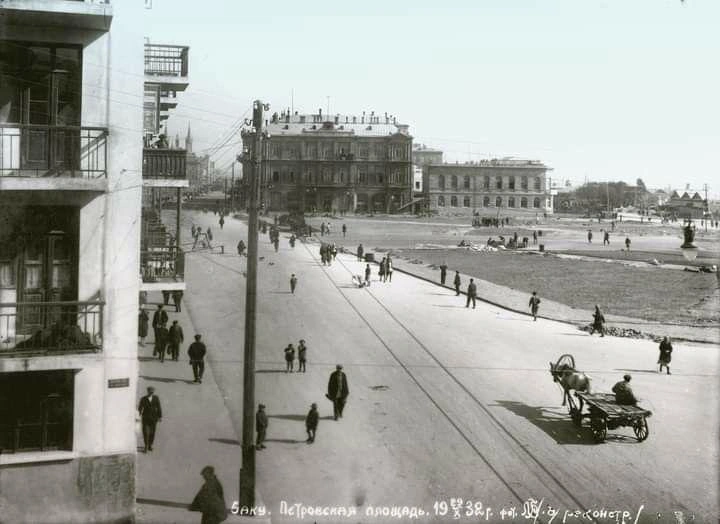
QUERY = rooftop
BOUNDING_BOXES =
[264,110,410,138]
[429,158,549,169]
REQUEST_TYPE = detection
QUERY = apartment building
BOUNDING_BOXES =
[0,2,144,521]
[240,109,413,214]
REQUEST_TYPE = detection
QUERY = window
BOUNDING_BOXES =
[289,171,295,183]
[438,175,445,190]
[359,147,369,158]
[533,197,541,208]
[534,177,542,191]
[495,196,503,207]
[484,176,490,189]
[521,176,528,190]
[463,196,471,207]
[271,145,281,158]
[483,196,490,207]
[521,197,528,208]
[464,176,470,189]
[438,195,445,207]
[496,176,503,190]
[358,171,367,184]
[0,370,74,453]
[272,171,280,183]
[451,175,458,189]
[415,181,420,190]
[508,197,516,208]
[450,196,458,207]
[378,174,384,184]
[509,176,515,190]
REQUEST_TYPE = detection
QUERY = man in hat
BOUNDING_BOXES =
[439,263,448,285]
[284,343,295,373]
[152,304,168,355]
[327,365,349,420]
[189,465,227,524]
[466,278,477,309]
[297,339,307,373]
[305,403,319,443]
[168,320,184,361]
[612,374,637,405]
[453,271,461,296]
[256,404,268,449]
[188,334,207,383]
[138,386,162,452]
[528,291,541,321]
[290,274,298,294]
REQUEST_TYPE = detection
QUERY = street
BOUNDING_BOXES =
[181,210,718,523]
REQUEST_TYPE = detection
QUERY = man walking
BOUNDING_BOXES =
[305,403,319,443]
[256,404,268,449]
[188,334,207,383]
[152,305,168,355]
[466,278,477,309]
[189,465,227,524]
[172,290,183,312]
[625,237,631,251]
[237,239,246,256]
[603,231,610,246]
[453,271,461,296]
[168,320,184,361]
[284,343,295,373]
[138,386,162,453]
[587,229,593,243]
[342,223,347,237]
[439,263,448,285]
[528,291,541,321]
[327,364,349,420]
[365,264,371,285]
[590,305,606,337]
[357,243,364,262]
[290,274,298,294]
[297,339,307,372]
[156,322,169,362]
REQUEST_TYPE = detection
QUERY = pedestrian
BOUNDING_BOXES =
[590,305,605,337]
[290,274,298,294]
[326,223,331,235]
[320,222,325,236]
[168,320,184,361]
[219,216,225,230]
[528,291,541,321]
[156,321,169,362]
[297,339,307,372]
[305,403,319,443]
[357,243,364,261]
[326,364,349,420]
[206,227,213,242]
[138,386,162,453]
[453,271,461,296]
[587,229,593,243]
[378,257,385,281]
[612,374,637,405]
[625,237,631,250]
[284,343,295,372]
[603,231,610,246]
[162,290,171,306]
[611,220,615,231]
[331,243,337,260]
[289,234,296,248]
[273,237,279,253]
[466,278,477,308]
[658,336,673,374]
[342,223,347,237]
[189,465,227,524]
[365,263,371,285]
[385,256,393,282]
[138,308,149,346]
[237,239,246,256]
[532,230,538,245]
[188,334,207,383]
[439,263,448,285]
[172,290,184,312]
[256,404,268,449]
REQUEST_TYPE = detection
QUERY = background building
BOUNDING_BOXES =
[424,159,552,216]
[0,2,145,521]
[241,109,413,214]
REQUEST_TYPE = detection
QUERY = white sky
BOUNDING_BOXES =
[144,0,719,197]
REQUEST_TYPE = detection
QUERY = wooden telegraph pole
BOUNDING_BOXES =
[239,100,265,510]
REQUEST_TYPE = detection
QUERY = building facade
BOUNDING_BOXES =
[424,159,552,216]
[241,110,413,214]
[0,1,145,521]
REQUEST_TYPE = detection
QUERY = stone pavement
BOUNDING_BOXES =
[135,292,270,523]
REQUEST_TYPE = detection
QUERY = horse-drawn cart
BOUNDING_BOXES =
[574,392,652,443]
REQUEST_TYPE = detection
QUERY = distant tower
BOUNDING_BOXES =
[185,124,193,154]
[175,133,180,149]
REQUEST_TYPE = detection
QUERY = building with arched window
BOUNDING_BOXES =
[424,159,552,216]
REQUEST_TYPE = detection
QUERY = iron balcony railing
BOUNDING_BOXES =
[0,300,104,356]
[143,148,187,179]
[141,246,185,282]
[0,124,108,179]
[144,44,189,77]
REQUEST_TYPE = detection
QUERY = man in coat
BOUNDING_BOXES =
[466,278,477,309]
[528,291,541,321]
[612,374,637,405]
[189,465,227,524]
[138,386,162,452]
[357,243,364,262]
[290,274,298,294]
[453,271,461,296]
[237,239,246,256]
[439,264,448,285]
[658,336,673,374]
[590,305,606,337]
[156,322,169,362]
[188,334,207,383]
[172,290,184,312]
[305,403,319,443]
[168,320,184,361]
[256,404,268,449]
[152,304,168,355]
[327,364,349,420]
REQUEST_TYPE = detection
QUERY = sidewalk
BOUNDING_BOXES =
[136,292,270,523]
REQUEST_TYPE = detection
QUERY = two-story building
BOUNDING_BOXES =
[424,159,552,216]
[0,1,144,521]
[240,110,413,214]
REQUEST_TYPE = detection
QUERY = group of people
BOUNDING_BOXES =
[282,340,307,372]
[268,226,280,252]
[377,256,394,283]
[319,242,338,265]
[191,224,213,250]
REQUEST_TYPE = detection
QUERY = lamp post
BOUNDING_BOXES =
[680,221,698,262]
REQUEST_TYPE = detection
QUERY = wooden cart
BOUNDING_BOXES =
[572,392,652,443]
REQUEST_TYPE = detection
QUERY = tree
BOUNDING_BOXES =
[636,178,647,193]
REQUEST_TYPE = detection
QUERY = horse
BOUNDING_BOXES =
[549,360,591,408]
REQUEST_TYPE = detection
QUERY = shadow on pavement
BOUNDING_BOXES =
[615,368,661,374]
[208,437,239,446]
[268,414,305,421]
[432,304,465,308]
[140,375,197,385]
[255,369,286,374]
[264,438,305,444]
[138,356,158,362]
[136,497,189,509]
[493,400,595,445]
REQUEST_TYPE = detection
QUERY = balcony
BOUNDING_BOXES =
[142,148,188,187]
[140,247,185,283]
[144,44,190,92]
[0,1,112,31]
[0,300,104,357]
[0,124,108,191]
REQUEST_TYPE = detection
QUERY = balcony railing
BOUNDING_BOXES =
[143,148,187,179]
[144,44,189,77]
[141,247,185,282]
[0,124,108,179]
[0,300,104,356]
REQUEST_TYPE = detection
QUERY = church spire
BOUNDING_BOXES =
[185,124,193,154]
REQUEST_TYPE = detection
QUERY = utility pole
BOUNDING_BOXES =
[231,162,235,210]
[703,183,709,232]
[239,100,265,510]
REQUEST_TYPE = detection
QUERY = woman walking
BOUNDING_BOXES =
[658,336,673,374]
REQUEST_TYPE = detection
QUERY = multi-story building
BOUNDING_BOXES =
[408,143,443,212]
[0,2,145,521]
[241,109,413,214]
[424,159,552,216]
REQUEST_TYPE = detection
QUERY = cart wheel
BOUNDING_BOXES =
[590,416,607,443]
[570,408,582,428]
[633,417,649,442]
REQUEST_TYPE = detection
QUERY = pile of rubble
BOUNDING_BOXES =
[579,325,659,341]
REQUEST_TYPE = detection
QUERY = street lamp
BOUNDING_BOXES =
[680,221,698,262]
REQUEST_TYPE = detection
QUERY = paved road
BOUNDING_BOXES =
[179,210,718,523]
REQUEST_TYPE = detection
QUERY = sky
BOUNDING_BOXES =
[143,0,719,197]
